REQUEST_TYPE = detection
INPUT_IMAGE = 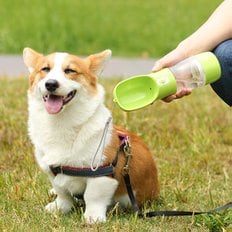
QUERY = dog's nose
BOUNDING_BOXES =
[45,79,59,92]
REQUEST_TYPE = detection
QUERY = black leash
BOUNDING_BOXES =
[144,201,232,217]
[49,131,232,218]
[120,135,232,218]
[123,170,232,218]
[123,173,141,214]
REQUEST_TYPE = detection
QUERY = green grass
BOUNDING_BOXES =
[0,77,231,231]
[0,0,221,57]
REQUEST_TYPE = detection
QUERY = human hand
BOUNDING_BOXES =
[161,88,192,102]
[152,46,192,102]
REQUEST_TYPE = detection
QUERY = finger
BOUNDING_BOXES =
[175,89,192,98]
[162,94,177,102]
[152,61,162,72]
[152,46,190,72]
[152,50,184,72]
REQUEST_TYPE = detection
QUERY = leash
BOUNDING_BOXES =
[49,129,232,218]
[120,136,232,218]
[123,169,232,218]
[144,202,232,217]
[91,117,112,171]
[119,135,141,214]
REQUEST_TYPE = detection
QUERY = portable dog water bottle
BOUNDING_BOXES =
[113,52,221,111]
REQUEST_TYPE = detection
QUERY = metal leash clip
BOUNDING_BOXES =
[122,136,132,175]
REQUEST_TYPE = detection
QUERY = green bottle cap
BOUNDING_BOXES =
[194,52,221,85]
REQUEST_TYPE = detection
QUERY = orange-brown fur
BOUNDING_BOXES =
[105,126,159,206]
[27,51,98,95]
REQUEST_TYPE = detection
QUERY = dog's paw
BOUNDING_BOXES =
[48,188,57,197]
[45,199,73,214]
[84,207,107,224]
[45,201,59,213]
[84,213,106,224]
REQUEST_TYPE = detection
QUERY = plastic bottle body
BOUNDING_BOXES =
[169,52,221,91]
[169,57,206,91]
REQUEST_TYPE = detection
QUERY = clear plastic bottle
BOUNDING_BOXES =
[169,52,221,91]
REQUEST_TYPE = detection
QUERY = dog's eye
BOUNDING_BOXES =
[41,67,50,73]
[64,68,76,74]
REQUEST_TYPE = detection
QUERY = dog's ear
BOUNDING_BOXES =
[86,49,112,76]
[23,48,43,74]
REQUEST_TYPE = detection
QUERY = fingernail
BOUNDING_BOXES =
[151,62,160,72]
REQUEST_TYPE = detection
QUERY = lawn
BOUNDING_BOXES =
[0,0,231,231]
[0,0,221,57]
[0,77,231,231]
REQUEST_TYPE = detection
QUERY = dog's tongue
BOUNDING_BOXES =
[45,95,63,114]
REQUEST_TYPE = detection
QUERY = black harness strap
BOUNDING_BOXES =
[50,164,115,177]
[49,134,122,178]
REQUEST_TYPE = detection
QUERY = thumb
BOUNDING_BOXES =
[151,60,163,72]
[151,54,174,72]
[152,48,185,72]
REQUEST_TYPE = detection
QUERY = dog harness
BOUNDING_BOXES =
[49,132,232,218]
[49,132,129,178]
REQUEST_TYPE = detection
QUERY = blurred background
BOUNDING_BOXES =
[0,0,221,57]
[1,1,232,231]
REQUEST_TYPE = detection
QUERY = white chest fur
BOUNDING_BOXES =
[24,48,120,223]
[28,83,113,172]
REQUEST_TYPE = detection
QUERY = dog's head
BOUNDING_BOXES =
[23,48,111,114]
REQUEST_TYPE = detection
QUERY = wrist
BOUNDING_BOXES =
[177,39,200,58]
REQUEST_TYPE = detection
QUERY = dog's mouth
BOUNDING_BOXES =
[43,90,76,114]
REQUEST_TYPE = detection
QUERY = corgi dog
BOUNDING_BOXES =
[23,48,159,223]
